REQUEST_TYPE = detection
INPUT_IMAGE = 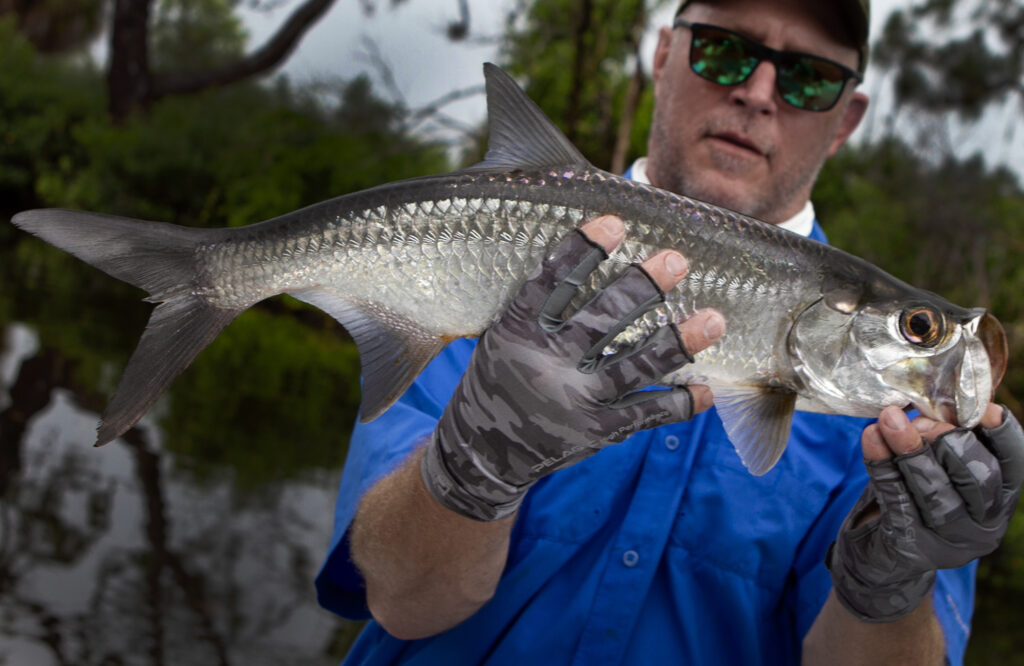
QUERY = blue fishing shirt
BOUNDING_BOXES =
[316,220,976,665]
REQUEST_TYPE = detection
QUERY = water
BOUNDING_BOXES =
[0,315,362,665]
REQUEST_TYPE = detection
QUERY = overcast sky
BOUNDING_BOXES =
[239,0,1023,180]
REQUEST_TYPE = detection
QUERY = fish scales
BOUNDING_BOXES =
[9,63,1005,475]
[194,166,826,392]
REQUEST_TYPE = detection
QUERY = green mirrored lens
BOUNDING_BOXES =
[691,30,758,85]
[777,56,846,110]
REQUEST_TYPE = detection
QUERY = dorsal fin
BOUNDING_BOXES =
[462,63,591,173]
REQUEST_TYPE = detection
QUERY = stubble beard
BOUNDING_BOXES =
[647,108,825,224]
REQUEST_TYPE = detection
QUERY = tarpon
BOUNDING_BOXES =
[10,64,1007,475]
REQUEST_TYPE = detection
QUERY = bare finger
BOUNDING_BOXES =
[863,406,924,460]
[579,215,626,254]
[688,384,714,414]
[641,249,689,293]
[980,403,1005,430]
[861,423,890,462]
[675,308,726,358]
[911,414,956,444]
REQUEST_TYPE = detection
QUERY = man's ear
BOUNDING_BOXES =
[651,26,675,88]
[827,91,869,157]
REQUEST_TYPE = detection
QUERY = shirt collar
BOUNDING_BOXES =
[627,157,815,238]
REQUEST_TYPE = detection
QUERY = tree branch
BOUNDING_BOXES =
[151,0,336,99]
[356,35,405,106]
[406,84,485,131]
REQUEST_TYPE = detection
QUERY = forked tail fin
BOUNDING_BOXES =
[11,209,243,446]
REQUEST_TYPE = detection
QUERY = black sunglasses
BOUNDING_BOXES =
[673,18,861,112]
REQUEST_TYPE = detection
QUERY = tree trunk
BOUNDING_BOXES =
[107,0,152,122]
[611,56,645,175]
[565,0,593,144]
[610,0,648,174]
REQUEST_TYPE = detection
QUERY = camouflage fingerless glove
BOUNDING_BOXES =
[422,230,696,521]
[829,408,1024,621]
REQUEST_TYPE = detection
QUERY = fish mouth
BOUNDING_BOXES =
[935,312,1006,427]
[978,312,1008,394]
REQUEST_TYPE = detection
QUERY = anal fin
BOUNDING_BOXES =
[711,383,797,476]
[289,288,449,422]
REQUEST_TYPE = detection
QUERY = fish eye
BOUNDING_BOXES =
[900,307,944,347]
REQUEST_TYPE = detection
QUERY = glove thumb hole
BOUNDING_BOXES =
[851,498,882,528]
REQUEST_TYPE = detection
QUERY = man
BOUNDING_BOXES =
[316,1,1024,663]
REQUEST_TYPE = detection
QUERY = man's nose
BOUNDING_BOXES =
[729,62,778,114]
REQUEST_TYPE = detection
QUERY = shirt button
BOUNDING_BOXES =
[622,550,640,567]
[665,435,680,451]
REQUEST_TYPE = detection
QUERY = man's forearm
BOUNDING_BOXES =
[802,590,944,666]
[349,445,515,640]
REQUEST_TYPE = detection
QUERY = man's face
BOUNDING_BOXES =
[646,0,868,223]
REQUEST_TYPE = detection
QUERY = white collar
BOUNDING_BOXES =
[629,157,815,238]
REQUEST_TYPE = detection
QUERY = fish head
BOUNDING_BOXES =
[789,289,1007,427]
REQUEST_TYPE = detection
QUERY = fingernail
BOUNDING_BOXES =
[912,417,936,435]
[703,312,725,340]
[882,407,907,432]
[861,424,889,462]
[600,216,624,236]
[664,252,688,277]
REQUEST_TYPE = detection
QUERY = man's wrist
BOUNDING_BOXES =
[420,430,528,522]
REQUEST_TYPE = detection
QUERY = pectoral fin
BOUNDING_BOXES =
[711,383,797,476]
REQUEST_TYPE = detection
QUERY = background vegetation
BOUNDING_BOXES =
[1,0,1023,663]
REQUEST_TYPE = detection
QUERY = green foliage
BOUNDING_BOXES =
[968,504,1024,664]
[0,17,103,232]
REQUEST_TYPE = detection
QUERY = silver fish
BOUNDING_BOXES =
[10,63,1008,475]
